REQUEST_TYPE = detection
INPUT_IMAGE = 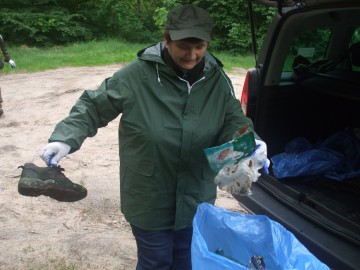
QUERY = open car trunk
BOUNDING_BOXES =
[234,73,360,268]
[235,0,360,269]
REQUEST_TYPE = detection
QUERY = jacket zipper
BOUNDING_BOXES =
[179,76,205,94]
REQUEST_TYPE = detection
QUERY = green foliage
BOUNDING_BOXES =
[153,0,184,30]
[193,0,249,53]
[153,7,169,30]
[192,0,275,54]
[0,0,275,53]
[251,4,276,51]
[84,0,163,43]
[1,8,92,46]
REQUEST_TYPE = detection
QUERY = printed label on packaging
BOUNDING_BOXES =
[204,132,256,172]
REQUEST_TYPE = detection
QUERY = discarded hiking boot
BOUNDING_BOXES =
[18,163,87,202]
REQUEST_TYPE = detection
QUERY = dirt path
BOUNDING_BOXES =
[0,64,247,270]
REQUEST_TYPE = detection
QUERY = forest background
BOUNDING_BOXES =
[0,0,275,55]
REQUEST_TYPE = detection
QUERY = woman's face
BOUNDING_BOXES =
[166,39,208,70]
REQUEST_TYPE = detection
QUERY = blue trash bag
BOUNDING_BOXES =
[191,203,329,270]
[271,148,343,179]
[271,130,360,180]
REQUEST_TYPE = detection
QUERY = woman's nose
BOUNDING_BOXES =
[187,49,197,60]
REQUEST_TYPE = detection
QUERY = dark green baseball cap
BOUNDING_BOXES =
[166,4,213,42]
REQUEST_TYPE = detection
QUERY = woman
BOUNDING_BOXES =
[38,4,268,269]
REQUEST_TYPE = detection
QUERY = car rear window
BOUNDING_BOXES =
[283,27,360,73]
[283,28,332,72]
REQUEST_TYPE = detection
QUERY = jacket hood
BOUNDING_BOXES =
[137,42,224,72]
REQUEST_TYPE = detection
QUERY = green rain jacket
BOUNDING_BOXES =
[49,42,255,230]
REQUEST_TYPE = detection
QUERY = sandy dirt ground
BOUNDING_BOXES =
[0,64,247,270]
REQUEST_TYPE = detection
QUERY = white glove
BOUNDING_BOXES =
[8,59,16,68]
[39,142,71,167]
[253,139,270,175]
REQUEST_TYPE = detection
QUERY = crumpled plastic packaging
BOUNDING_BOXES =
[204,126,269,195]
[214,153,267,196]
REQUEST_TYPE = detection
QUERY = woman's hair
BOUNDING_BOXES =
[163,29,171,43]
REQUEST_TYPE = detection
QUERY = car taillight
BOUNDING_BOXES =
[240,71,250,116]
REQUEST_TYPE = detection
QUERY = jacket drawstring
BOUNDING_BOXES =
[220,69,236,97]
[156,63,163,86]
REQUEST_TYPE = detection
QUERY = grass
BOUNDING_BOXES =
[23,257,78,270]
[3,39,254,74]
[215,51,255,71]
